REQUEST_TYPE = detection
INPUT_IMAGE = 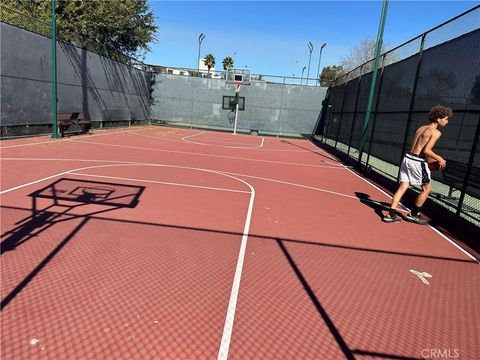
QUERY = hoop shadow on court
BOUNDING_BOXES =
[355,192,391,220]
[1,178,144,309]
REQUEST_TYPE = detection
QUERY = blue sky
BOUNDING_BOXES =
[144,1,478,77]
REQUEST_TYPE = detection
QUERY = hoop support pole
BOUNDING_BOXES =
[233,84,241,135]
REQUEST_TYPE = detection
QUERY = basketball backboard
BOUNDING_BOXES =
[225,68,251,85]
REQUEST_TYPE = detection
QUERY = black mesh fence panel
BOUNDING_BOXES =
[370,112,410,165]
[319,6,480,225]
[377,54,419,112]
[337,113,354,146]
[414,29,480,113]
[324,85,346,139]
[343,78,360,112]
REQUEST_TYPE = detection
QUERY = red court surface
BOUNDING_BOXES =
[1,126,479,359]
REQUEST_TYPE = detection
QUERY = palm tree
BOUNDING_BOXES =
[204,54,215,75]
[222,56,234,71]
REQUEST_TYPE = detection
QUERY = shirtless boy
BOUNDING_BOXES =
[383,105,453,224]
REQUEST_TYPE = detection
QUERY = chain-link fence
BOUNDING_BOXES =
[1,3,154,137]
[315,5,480,225]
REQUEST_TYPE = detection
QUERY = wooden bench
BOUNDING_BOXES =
[57,112,91,138]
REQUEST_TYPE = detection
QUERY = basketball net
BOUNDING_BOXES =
[234,82,242,93]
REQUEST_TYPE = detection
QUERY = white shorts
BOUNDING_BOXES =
[399,153,431,186]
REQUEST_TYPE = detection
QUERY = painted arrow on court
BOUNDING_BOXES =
[409,269,433,285]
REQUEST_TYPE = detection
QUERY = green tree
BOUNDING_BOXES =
[0,1,51,35]
[222,56,234,71]
[204,53,215,74]
[320,66,344,86]
[1,0,157,59]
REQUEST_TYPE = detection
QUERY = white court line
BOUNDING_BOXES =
[0,171,70,195]
[307,142,341,162]
[308,140,479,263]
[181,131,205,141]
[127,130,183,143]
[345,166,479,263]
[71,172,250,194]
[132,130,304,152]
[181,131,264,149]
[2,156,476,263]
[189,137,261,147]
[198,136,265,149]
[216,177,255,360]
[68,139,347,169]
[0,139,66,149]
[0,161,253,195]
[0,127,136,149]
[216,169,397,210]
[0,157,392,211]
[0,157,256,359]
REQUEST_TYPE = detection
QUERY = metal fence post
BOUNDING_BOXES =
[51,0,58,139]
[357,0,389,163]
[396,33,426,182]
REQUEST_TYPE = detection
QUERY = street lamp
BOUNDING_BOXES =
[301,66,307,85]
[316,43,327,86]
[306,42,313,86]
[197,33,205,73]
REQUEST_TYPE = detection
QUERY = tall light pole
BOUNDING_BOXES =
[358,0,389,168]
[301,66,307,85]
[306,42,313,86]
[197,33,205,73]
[316,43,327,86]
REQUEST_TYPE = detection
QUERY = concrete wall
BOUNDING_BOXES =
[0,22,151,126]
[1,22,328,137]
[150,74,328,136]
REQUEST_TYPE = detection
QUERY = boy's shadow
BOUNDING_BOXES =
[355,192,391,220]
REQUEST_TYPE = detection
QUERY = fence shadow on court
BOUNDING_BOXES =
[275,237,425,360]
[1,197,473,357]
[280,139,339,163]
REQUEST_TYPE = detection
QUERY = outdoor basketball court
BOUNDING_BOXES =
[1,126,479,359]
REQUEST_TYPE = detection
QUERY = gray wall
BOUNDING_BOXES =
[1,22,327,137]
[0,22,151,126]
[150,74,328,136]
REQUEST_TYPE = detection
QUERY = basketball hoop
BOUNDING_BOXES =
[233,82,241,93]
[225,69,250,135]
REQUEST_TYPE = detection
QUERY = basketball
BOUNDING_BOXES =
[427,158,441,171]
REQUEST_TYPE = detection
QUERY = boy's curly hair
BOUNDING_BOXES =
[428,105,453,122]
